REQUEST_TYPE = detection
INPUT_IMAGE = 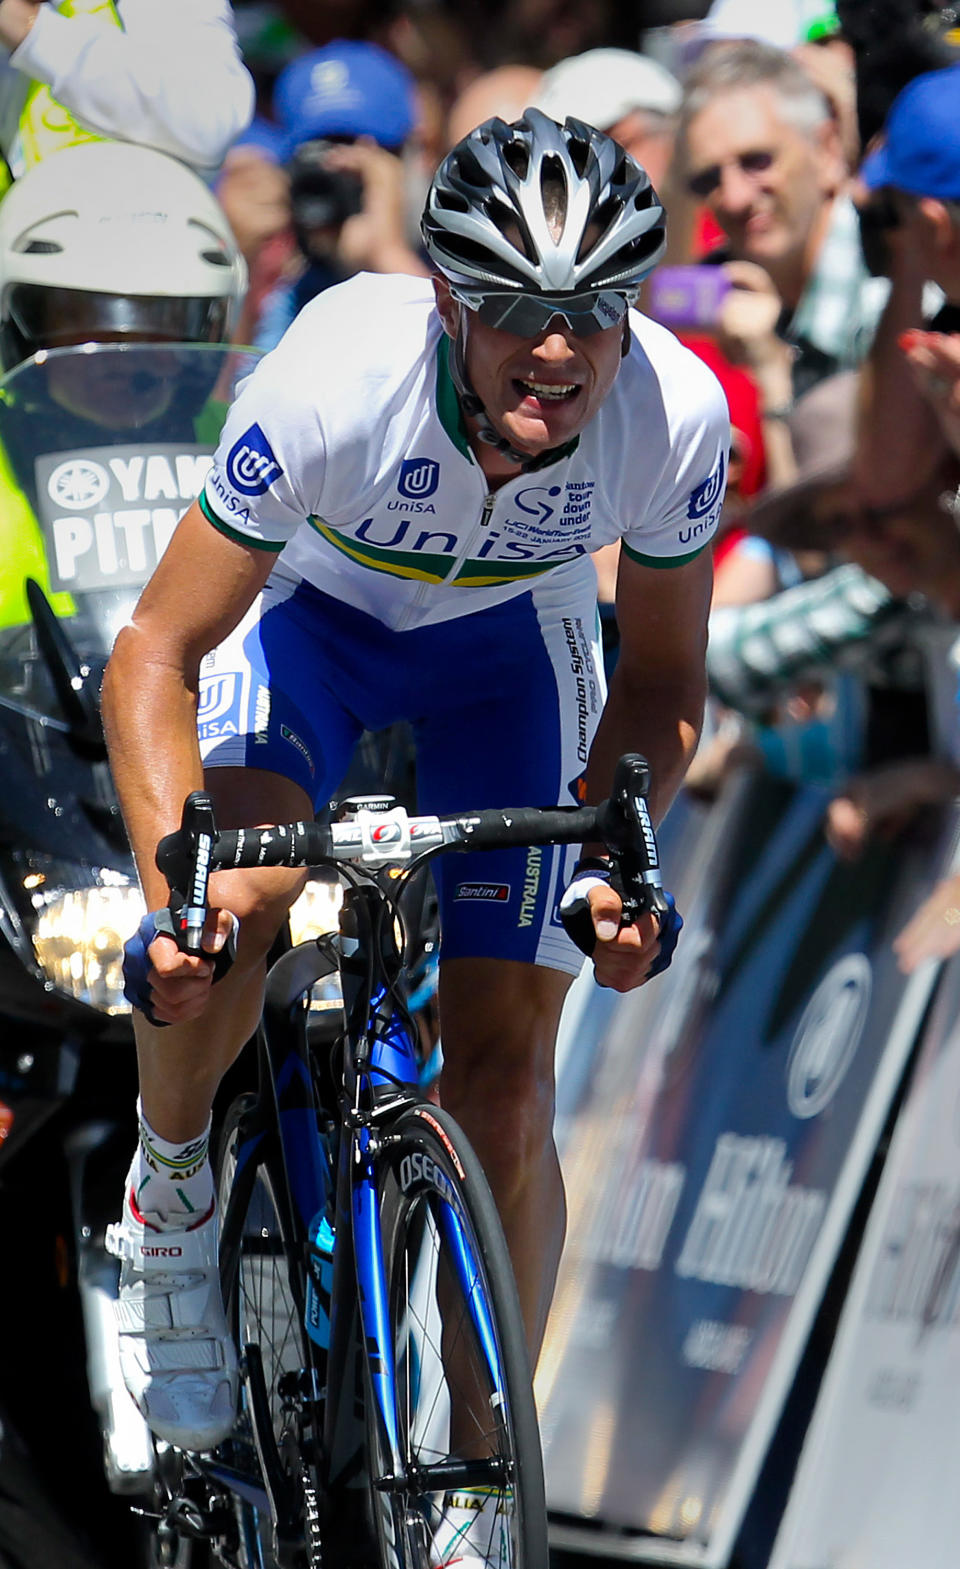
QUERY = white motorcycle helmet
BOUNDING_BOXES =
[0,141,247,370]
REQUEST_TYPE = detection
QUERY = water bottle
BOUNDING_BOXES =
[305,1211,335,1350]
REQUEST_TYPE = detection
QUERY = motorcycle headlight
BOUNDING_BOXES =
[25,864,144,1014]
[288,876,343,1017]
[287,876,342,945]
[20,866,344,1017]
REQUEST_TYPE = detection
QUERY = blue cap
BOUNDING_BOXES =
[273,41,416,154]
[861,63,960,199]
[228,115,288,163]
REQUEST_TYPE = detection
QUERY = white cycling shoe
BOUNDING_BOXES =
[105,1193,239,1452]
[430,1489,511,1569]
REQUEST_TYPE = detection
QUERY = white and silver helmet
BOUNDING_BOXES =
[0,141,248,369]
[421,108,666,307]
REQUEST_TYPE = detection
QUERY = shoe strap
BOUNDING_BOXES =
[106,1213,218,1271]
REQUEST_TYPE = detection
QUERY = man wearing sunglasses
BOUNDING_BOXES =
[101,109,727,1548]
[679,40,883,404]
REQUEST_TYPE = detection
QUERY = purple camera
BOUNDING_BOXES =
[647,265,730,331]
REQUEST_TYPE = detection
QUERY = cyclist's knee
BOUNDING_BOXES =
[202,769,314,965]
[209,867,307,964]
[442,1052,556,1196]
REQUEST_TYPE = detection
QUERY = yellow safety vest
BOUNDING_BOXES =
[0,1,121,623]
[0,430,73,625]
[0,0,121,193]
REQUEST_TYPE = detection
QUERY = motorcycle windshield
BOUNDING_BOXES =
[0,342,259,724]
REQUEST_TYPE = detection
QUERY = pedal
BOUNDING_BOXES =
[151,1492,237,1549]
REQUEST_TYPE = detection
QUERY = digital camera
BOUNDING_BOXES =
[289,138,364,232]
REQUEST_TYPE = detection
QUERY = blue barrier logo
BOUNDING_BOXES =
[226,423,284,496]
[399,458,440,499]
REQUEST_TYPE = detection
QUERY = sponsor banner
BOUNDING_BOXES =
[36,444,212,592]
[769,930,960,1569]
[540,774,952,1565]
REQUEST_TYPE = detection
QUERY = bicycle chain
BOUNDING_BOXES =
[301,1461,323,1569]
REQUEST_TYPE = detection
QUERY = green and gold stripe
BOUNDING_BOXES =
[199,489,285,552]
[452,556,562,587]
[310,517,456,583]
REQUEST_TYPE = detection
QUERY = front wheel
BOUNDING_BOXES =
[363,1103,548,1569]
[214,1094,325,1569]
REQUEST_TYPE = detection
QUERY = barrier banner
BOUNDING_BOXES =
[768,942,960,1569]
[540,774,953,1566]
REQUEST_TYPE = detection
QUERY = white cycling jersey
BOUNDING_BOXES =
[200,272,729,632]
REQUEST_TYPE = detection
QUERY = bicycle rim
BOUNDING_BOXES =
[216,1097,324,1569]
[364,1104,547,1569]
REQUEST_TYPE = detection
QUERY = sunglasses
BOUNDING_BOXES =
[456,288,632,338]
[686,149,774,199]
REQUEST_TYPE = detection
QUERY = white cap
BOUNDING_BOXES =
[533,48,681,131]
[697,0,809,51]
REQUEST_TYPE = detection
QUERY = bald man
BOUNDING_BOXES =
[446,64,542,148]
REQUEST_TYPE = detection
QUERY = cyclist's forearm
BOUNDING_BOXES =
[102,625,204,909]
[585,666,706,830]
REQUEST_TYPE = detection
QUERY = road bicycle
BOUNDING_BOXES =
[142,753,666,1569]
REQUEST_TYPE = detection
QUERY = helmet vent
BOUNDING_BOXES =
[589,195,618,238]
[191,219,232,266]
[566,133,591,179]
[435,188,469,213]
[540,159,567,236]
[502,139,529,180]
[440,232,514,276]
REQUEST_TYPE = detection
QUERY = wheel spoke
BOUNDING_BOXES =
[216,1105,324,1569]
[366,1109,546,1569]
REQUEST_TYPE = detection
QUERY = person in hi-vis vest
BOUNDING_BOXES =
[0,0,253,182]
[0,139,247,630]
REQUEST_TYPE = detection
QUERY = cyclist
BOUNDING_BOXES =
[102,108,727,1543]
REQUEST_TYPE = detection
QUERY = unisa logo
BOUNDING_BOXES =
[687,449,726,521]
[226,423,284,496]
[398,458,440,499]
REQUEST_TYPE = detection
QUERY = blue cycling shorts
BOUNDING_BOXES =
[197,567,606,975]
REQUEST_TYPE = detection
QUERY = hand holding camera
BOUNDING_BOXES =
[289,136,422,278]
[648,260,793,415]
[714,262,788,373]
[647,260,784,363]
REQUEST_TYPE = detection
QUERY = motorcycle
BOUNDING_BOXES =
[0,336,447,1568]
[0,340,440,1569]
[0,341,260,1568]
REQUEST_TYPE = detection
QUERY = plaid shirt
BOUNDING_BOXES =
[707,563,922,719]
[786,195,889,398]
